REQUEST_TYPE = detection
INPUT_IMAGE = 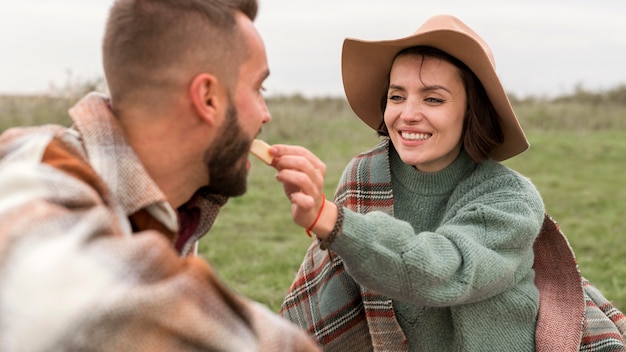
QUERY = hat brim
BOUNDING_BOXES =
[341,15,528,161]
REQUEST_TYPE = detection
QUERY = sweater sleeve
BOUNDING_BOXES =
[331,170,545,307]
[0,130,320,351]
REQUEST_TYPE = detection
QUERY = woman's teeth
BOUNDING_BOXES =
[401,131,431,141]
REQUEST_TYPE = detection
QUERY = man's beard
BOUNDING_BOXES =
[203,103,251,197]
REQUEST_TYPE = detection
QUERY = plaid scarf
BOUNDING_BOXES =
[281,139,626,351]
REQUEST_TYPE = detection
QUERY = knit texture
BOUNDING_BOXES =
[339,141,544,351]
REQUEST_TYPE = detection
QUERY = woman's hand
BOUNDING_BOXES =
[270,144,337,238]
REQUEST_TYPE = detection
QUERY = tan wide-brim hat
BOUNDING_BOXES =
[341,14,528,161]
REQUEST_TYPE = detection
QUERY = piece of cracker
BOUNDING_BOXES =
[249,139,273,165]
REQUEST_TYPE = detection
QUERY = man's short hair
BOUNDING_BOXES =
[103,0,258,104]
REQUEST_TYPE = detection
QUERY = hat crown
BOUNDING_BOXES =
[414,15,496,69]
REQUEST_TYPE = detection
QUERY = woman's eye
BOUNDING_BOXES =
[425,97,444,104]
[388,94,404,101]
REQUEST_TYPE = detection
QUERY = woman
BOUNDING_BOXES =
[271,15,624,351]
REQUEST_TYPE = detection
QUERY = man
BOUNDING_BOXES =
[0,0,320,350]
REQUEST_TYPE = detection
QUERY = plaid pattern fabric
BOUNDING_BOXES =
[282,138,625,351]
[581,279,626,351]
[281,140,407,351]
[0,93,321,351]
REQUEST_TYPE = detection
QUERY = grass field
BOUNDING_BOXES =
[1,89,625,314]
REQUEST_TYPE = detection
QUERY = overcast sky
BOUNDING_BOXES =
[1,0,625,98]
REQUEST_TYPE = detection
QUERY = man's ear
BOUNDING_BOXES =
[189,73,223,126]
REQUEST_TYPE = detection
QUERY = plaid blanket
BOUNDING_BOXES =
[281,139,626,351]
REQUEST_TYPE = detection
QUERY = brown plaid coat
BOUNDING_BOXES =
[0,93,321,351]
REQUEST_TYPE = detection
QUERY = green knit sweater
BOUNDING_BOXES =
[332,146,545,351]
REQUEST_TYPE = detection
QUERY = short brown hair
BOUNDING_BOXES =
[378,46,504,163]
[103,0,258,104]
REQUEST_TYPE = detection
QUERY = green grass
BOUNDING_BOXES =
[1,91,625,314]
[0,95,73,131]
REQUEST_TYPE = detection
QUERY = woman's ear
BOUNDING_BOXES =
[189,73,223,126]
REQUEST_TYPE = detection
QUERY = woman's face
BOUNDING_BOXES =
[384,54,467,172]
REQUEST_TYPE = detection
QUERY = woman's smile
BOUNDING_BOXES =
[400,130,431,141]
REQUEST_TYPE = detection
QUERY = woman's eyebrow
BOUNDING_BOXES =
[421,85,451,93]
[388,84,451,94]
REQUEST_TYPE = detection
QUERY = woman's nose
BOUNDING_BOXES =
[400,98,424,122]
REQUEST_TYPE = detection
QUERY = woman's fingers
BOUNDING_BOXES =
[271,144,327,228]
[271,145,326,175]
[272,145,325,196]
[276,164,321,198]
